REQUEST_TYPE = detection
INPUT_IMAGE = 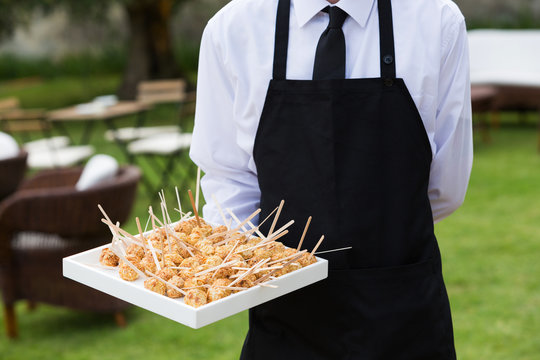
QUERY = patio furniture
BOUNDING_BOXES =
[127,132,193,198]
[468,29,540,148]
[136,79,187,105]
[0,151,27,202]
[47,101,151,146]
[471,85,498,143]
[0,165,141,338]
[125,90,196,199]
[1,97,94,169]
[103,80,189,158]
[23,137,94,169]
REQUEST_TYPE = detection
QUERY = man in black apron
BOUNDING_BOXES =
[242,0,457,358]
[192,0,471,358]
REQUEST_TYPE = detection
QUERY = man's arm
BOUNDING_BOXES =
[190,21,261,225]
[429,14,473,223]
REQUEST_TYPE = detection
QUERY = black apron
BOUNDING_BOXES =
[241,0,457,359]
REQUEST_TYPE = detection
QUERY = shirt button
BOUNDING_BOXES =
[383,55,393,65]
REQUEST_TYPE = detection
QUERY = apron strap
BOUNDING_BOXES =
[378,0,396,80]
[273,0,291,80]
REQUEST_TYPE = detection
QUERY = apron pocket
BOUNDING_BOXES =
[334,258,452,360]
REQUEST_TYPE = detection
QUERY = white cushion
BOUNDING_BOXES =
[75,154,119,191]
[27,145,94,169]
[127,132,192,155]
[24,136,70,152]
[0,132,19,160]
[93,95,118,107]
[104,125,180,142]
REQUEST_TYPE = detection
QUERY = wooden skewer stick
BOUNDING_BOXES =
[297,216,312,251]
[208,206,267,247]
[213,232,244,247]
[205,228,231,241]
[267,249,307,266]
[211,285,248,291]
[147,213,196,256]
[233,234,284,255]
[144,213,151,233]
[227,208,266,239]
[230,208,261,233]
[107,221,129,248]
[262,229,289,245]
[149,206,156,230]
[310,235,325,256]
[242,206,279,241]
[101,219,145,248]
[222,240,241,264]
[254,251,306,285]
[160,202,173,253]
[267,199,284,238]
[229,258,269,287]
[207,207,267,243]
[159,190,173,225]
[230,265,284,278]
[226,208,248,232]
[97,204,113,224]
[168,266,191,270]
[182,284,210,290]
[267,220,294,242]
[315,246,353,255]
[172,210,193,224]
[194,260,239,277]
[175,186,182,215]
[195,167,201,213]
[146,236,162,271]
[211,208,263,247]
[188,189,201,227]
[136,216,161,272]
[135,217,147,251]
[97,204,121,240]
[231,265,283,272]
[111,237,127,257]
[148,206,161,264]
[213,224,266,247]
[145,271,187,296]
[109,244,147,279]
[211,194,229,227]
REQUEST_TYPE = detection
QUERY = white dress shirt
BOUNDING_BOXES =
[190,0,473,225]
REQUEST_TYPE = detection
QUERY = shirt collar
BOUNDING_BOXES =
[293,0,376,28]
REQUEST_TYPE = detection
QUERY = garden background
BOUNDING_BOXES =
[1,0,539,359]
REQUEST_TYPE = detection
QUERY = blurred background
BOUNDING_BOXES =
[0,0,539,359]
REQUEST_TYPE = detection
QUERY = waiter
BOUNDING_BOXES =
[191,0,472,358]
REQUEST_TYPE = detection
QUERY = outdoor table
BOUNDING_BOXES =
[471,85,498,143]
[47,101,150,160]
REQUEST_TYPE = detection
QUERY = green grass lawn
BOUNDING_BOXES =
[1,77,540,359]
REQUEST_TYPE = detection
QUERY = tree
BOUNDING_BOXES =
[0,0,192,100]
[118,0,189,100]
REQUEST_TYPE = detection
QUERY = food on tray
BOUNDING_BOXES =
[99,247,119,267]
[97,192,325,308]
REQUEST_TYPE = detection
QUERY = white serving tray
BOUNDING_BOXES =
[63,244,328,329]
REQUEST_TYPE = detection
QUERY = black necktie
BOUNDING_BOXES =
[313,6,348,80]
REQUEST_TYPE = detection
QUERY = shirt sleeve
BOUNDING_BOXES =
[429,15,473,223]
[189,21,261,225]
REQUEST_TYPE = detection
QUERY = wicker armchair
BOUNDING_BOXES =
[0,165,141,338]
[0,151,27,202]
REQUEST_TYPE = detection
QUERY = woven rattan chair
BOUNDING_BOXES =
[0,151,27,202]
[0,165,141,338]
